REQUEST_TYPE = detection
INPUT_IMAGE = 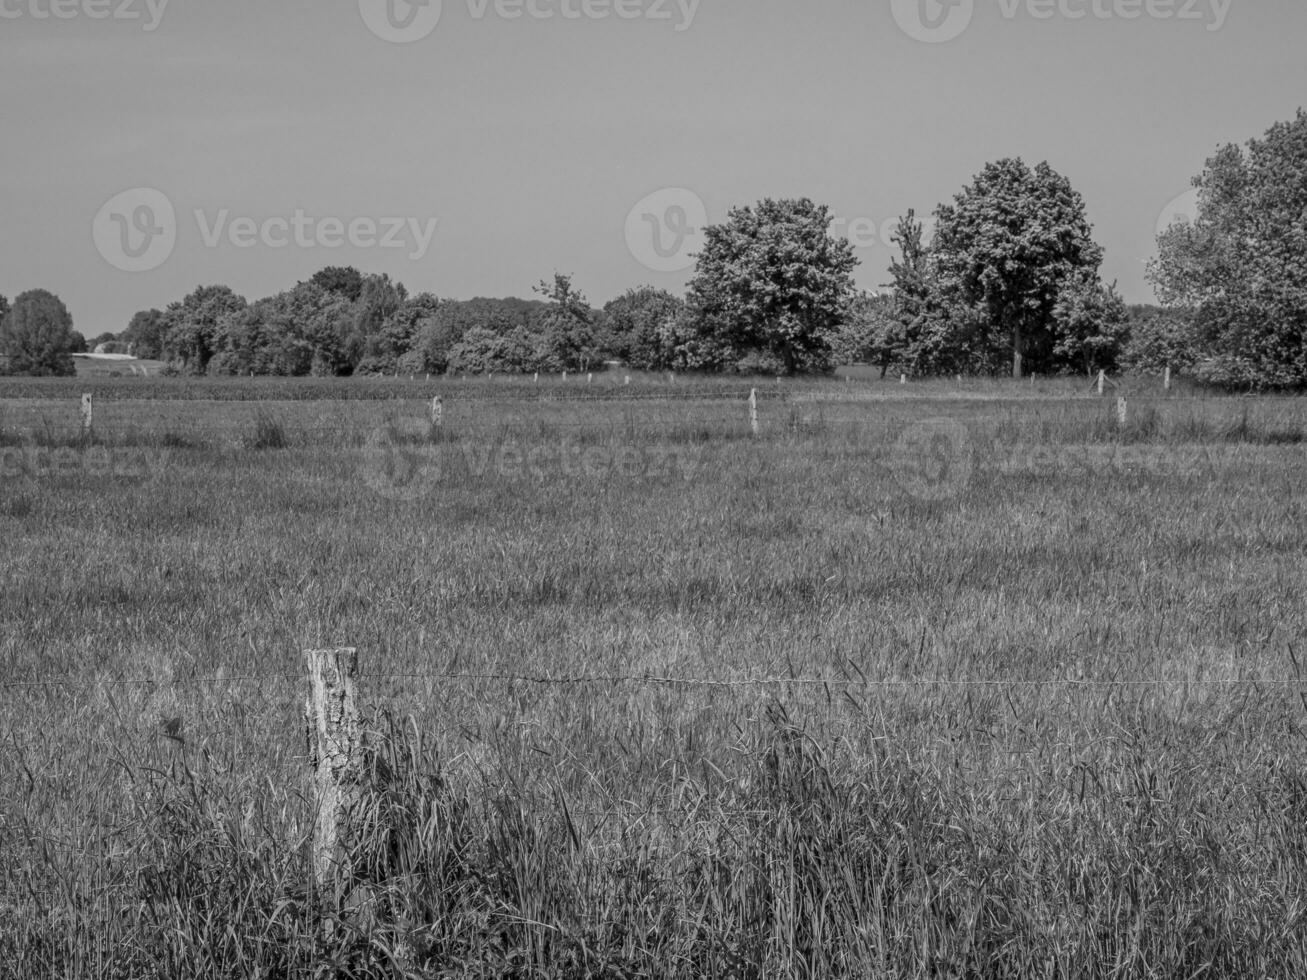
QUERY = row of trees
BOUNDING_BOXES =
[5,110,1304,386]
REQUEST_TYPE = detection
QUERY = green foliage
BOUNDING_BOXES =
[0,289,77,376]
[1149,110,1307,389]
[686,198,858,374]
[1051,275,1129,374]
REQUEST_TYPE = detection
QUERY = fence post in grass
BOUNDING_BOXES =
[1164,366,1172,392]
[563,371,568,382]
[588,373,593,384]
[534,372,539,384]
[901,374,907,385]
[430,396,443,428]
[1098,370,1107,396]
[305,648,363,915]
[1118,397,1129,430]
[625,375,631,386]
[749,388,759,437]
[80,393,93,438]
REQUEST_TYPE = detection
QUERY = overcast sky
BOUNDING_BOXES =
[1,0,1303,337]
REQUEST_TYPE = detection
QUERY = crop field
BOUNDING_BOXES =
[2,375,1307,978]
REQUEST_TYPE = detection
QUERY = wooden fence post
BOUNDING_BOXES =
[749,388,759,437]
[1098,371,1107,396]
[1164,366,1172,392]
[430,396,443,428]
[624,375,631,386]
[1117,397,1129,429]
[305,648,363,915]
[80,394,93,437]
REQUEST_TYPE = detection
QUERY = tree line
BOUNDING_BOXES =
[3,110,1304,387]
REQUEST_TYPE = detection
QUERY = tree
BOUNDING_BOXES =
[307,266,365,304]
[534,273,598,371]
[1120,305,1198,375]
[161,285,247,374]
[122,309,167,359]
[686,198,858,374]
[1051,275,1129,375]
[931,159,1106,377]
[829,292,905,377]
[1149,110,1307,389]
[0,289,78,376]
[603,287,683,370]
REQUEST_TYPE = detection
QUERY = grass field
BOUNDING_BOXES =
[2,374,1306,978]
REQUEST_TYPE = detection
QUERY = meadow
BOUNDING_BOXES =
[1,373,1306,978]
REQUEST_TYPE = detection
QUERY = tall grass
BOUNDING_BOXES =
[1,383,1305,977]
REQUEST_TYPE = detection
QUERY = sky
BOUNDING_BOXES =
[1,0,1304,338]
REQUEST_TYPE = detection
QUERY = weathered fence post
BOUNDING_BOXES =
[624,375,631,386]
[563,371,568,382]
[901,374,907,386]
[430,396,443,428]
[1118,397,1129,429]
[1098,371,1107,396]
[80,393,93,437]
[1164,366,1172,392]
[534,372,539,384]
[305,648,363,916]
[588,373,593,384]
[749,388,759,437]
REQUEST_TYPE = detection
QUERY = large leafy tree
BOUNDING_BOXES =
[162,285,247,374]
[603,286,683,370]
[122,308,167,359]
[931,159,1106,377]
[534,273,598,371]
[829,292,905,378]
[0,289,77,376]
[686,198,858,374]
[1149,110,1307,388]
[307,266,365,304]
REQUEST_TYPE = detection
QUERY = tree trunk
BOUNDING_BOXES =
[1012,324,1024,379]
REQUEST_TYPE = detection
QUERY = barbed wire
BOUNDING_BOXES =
[3,670,1302,692]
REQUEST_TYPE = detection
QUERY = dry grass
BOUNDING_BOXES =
[1,377,1305,978]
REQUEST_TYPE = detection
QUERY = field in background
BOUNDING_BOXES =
[2,375,1306,978]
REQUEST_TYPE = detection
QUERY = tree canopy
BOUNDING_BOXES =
[0,289,77,376]
[1149,109,1307,388]
[685,198,859,375]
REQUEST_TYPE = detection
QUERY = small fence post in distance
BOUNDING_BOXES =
[901,374,907,386]
[430,396,444,428]
[80,393,93,438]
[1098,371,1107,396]
[305,648,363,919]
[749,388,759,437]
[1117,397,1129,430]
[1164,366,1172,392]
[624,375,631,386]
[588,373,593,384]
[563,371,568,382]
